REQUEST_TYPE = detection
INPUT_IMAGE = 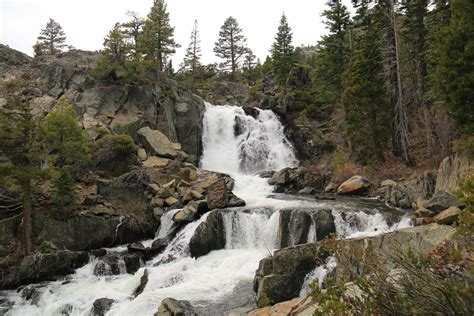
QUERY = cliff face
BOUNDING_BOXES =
[0,47,205,161]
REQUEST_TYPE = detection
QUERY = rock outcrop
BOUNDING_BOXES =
[435,153,473,194]
[91,298,115,316]
[269,167,327,194]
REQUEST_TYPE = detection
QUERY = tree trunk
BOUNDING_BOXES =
[20,178,32,255]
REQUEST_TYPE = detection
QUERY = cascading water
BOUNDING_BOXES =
[1,103,411,315]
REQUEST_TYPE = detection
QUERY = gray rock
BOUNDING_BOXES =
[93,254,141,276]
[254,243,328,307]
[138,127,178,159]
[189,210,226,258]
[156,297,196,316]
[425,190,463,214]
[18,251,89,285]
[133,269,149,297]
[91,298,115,316]
[298,187,315,195]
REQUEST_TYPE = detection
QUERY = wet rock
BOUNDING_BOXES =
[227,193,246,208]
[127,242,146,256]
[434,206,462,225]
[425,191,463,214]
[18,251,89,285]
[93,254,141,276]
[243,105,259,118]
[134,269,149,297]
[138,127,179,159]
[149,237,169,257]
[277,209,335,248]
[254,243,328,307]
[268,168,292,185]
[20,285,42,305]
[90,249,107,258]
[337,175,371,195]
[59,304,73,315]
[298,187,315,195]
[269,167,326,193]
[92,298,115,316]
[189,211,226,258]
[174,200,208,223]
[207,178,229,209]
[155,297,196,316]
[257,171,275,179]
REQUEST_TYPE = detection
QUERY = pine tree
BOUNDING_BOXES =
[121,11,144,61]
[342,2,391,164]
[33,18,67,56]
[102,23,130,66]
[0,74,45,255]
[434,0,474,134]
[214,16,248,81]
[271,14,295,85]
[182,20,202,74]
[311,0,351,109]
[44,98,89,213]
[139,0,179,71]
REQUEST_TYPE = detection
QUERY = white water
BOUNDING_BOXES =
[299,256,337,296]
[2,103,412,315]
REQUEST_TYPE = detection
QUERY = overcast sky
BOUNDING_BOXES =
[1,0,354,65]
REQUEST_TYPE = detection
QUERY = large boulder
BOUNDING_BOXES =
[277,209,335,248]
[138,127,179,159]
[189,211,226,258]
[425,190,463,214]
[155,297,196,316]
[269,167,326,194]
[207,178,229,209]
[254,243,329,307]
[378,171,437,209]
[173,200,208,223]
[434,206,462,225]
[337,176,371,195]
[16,251,89,286]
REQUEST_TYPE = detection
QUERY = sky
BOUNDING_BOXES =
[0,0,354,66]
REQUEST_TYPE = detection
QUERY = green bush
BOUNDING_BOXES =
[107,134,136,156]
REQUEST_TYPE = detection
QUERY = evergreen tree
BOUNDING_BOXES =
[33,18,67,56]
[44,98,89,213]
[271,14,295,84]
[434,0,474,134]
[102,23,130,67]
[121,11,144,61]
[342,3,391,164]
[311,0,351,110]
[182,20,202,74]
[139,0,179,71]
[0,75,45,255]
[214,16,248,81]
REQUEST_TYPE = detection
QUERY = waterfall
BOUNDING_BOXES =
[0,103,412,315]
[200,103,297,174]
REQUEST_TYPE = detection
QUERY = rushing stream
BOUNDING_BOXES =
[1,103,411,315]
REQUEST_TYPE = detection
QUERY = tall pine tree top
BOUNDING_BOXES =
[214,16,248,81]
[271,14,295,84]
[33,18,67,56]
[139,0,179,71]
[182,20,202,73]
